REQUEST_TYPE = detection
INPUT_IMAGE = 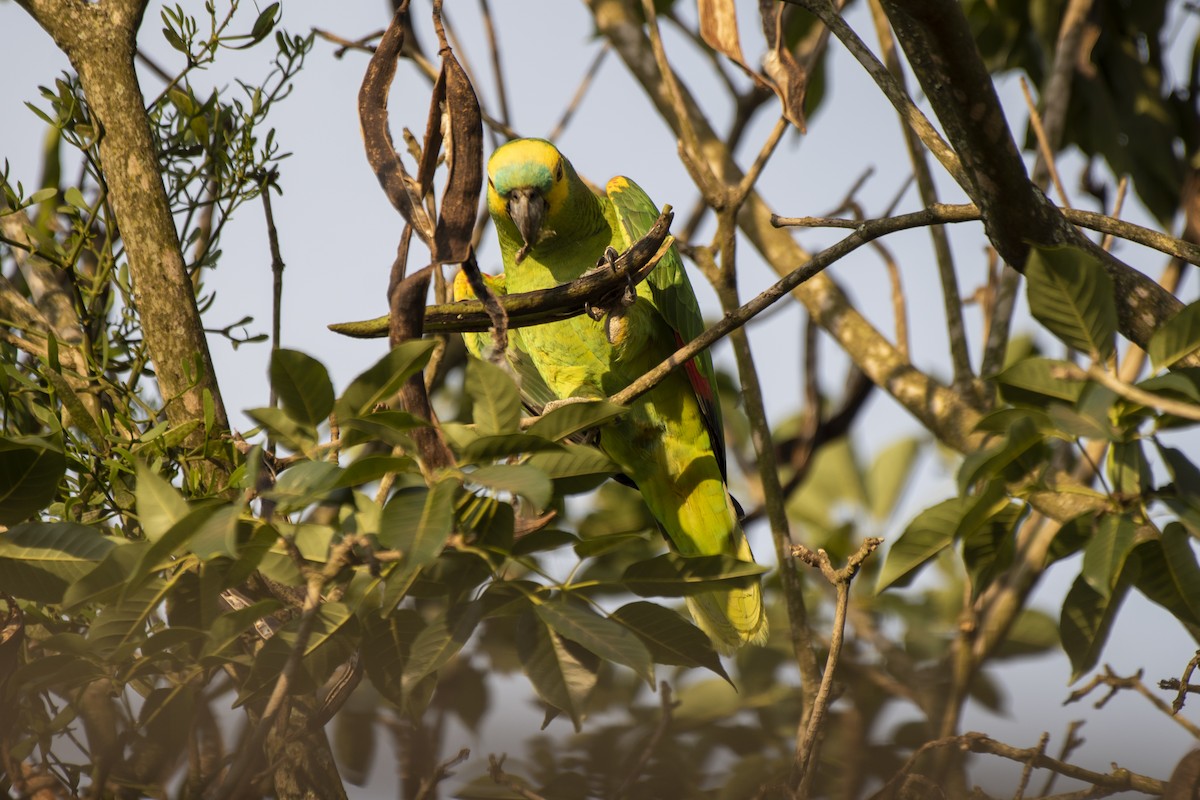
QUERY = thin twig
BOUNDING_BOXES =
[868,731,1165,799]
[1168,650,1200,713]
[615,682,676,798]
[210,538,360,799]
[487,755,548,800]
[1020,77,1071,209]
[1067,665,1200,739]
[547,45,609,142]
[1014,731,1049,800]
[413,748,471,800]
[789,537,884,789]
[774,203,1200,267]
[1038,720,1086,796]
[785,0,967,189]
[1051,363,1200,422]
[867,0,971,383]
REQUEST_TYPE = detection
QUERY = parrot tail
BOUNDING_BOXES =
[685,518,769,655]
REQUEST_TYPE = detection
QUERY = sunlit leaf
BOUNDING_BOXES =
[526,400,627,442]
[1024,243,1117,360]
[270,349,334,427]
[1081,514,1137,599]
[466,356,521,436]
[467,464,552,510]
[1148,299,1200,371]
[336,340,437,420]
[0,521,117,602]
[875,498,968,592]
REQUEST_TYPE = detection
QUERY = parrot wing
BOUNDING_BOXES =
[606,177,728,479]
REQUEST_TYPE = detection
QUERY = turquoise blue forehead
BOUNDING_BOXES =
[491,161,555,196]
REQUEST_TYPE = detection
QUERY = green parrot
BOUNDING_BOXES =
[461,138,767,653]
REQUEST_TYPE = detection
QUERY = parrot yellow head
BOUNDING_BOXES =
[487,138,571,262]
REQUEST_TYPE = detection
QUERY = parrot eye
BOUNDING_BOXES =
[555,160,564,181]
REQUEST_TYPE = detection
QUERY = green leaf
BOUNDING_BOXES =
[1135,525,1200,627]
[865,437,922,520]
[957,416,1045,492]
[460,434,563,463]
[336,340,437,420]
[237,602,357,706]
[524,445,619,495]
[1148,299,1200,370]
[875,498,968,592]
[337,455,417,488]
[62,541,147,609]
[0,521,117,602]
[401,603,483,692]
[1081,514,1137,599]
[1106,440,1150,497]
[535,600,654,685]
[993,357,1086,406]
[620,553,767,597]
[264,460,343,513]
[0,435,65,525]
[378,477,458,571]
[362,609,424,707]
[1024,243,1117,360]
[465,357,522,435]
[467,464,552,510]
[516,611,598,732]
[87,579,170,660]
[270,349,334,427]
[511,529,578,556]
[136,462,189,542]
[611,601,729,683]
[526,400,627,442]
[244,406,318,453]
[1061,568,1134,682]
[201,599,283,662]
[991,608,1059,660]
[340,410,426,448]
[1157,443,1200,513]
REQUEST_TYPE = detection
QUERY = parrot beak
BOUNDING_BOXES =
[507,187,546,263]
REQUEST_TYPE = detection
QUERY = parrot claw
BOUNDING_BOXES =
[584,245,637,341]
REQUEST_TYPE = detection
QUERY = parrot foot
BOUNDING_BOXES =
[584,246,638,344]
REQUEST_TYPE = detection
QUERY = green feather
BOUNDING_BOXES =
[482,139,767,652]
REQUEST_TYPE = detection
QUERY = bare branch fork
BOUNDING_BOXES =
[789,536,884,791]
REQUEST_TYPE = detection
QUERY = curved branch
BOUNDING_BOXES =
[328,209,675,337]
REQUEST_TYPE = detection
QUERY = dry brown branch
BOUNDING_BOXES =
[211,537,361,799]
[1067,665,1200,739]
[1165,650,1200,714]
[413,747,471,800]
[328,211,675,337]
[1020,77,1072,210]
[866,0,971,384]
[1014,732,1050,800]
[790,537,884,789]
[775,203,1200,268]
[869,731,1165,799]
[1038,720,1087,796]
